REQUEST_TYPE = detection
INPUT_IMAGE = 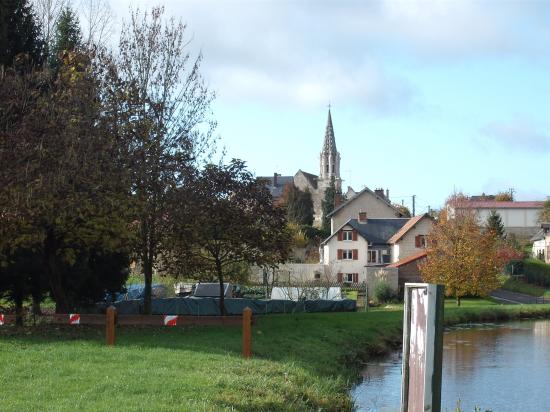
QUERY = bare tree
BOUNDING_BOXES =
[78,0,113,47]
[32,0,69,50]
[106,6,216,314]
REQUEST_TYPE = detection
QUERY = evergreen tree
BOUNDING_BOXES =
[283,184,314,226]
[0,0,43,67]
[49,6,81,69]
[321,177,336,233]
[486,209,506,239]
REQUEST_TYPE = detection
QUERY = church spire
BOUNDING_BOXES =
[319,106,341,189]
[323,108,337,153]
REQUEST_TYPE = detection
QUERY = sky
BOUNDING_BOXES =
[106,0,550,213]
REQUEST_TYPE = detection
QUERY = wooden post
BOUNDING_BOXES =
[242,307,252,359]
[401,283,444,412]
[106,306,116,346]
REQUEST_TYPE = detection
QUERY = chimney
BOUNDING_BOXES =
[374,188,385,199]
[386,189,389,200]
[273,172,278,187]
[334,193,343,208]
[358,211,367,223]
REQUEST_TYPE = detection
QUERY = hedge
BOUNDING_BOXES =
[523,258,550,287]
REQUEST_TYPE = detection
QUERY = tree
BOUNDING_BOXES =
[420,196,501,306]
[282,183,314,226]
[164,160,291,314]
[0,52,133,313]
[78,0,113,48]
[0,0,44,68]
[495,191,513,201]
[321,177,336,233]
[539,200,550,223]
[486,209,506,239]
[105,6,216,314]
[393,204,411,218]
[49,6,81,69]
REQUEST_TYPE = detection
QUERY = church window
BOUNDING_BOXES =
[325,164,329,173]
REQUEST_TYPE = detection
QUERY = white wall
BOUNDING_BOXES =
[323,223,369,279]
[392,218,434,262]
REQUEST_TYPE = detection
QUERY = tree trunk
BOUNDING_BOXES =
[15,296,23,326]
[31,294,42,315]
[216,259,226,316]
[143,258,153,314]
[44,229,70,314]
[456,296,461,307]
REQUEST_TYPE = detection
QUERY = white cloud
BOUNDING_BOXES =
[108,0,550,110]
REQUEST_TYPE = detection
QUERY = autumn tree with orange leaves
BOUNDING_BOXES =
[420,195,500,306]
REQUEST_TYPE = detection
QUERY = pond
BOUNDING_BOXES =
[351,319,550,412]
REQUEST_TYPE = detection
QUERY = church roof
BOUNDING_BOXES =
[322,109,337,153]
[295,170,318,189]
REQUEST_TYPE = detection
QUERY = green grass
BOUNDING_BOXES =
[1,299,550,411]
[500,275,550,297]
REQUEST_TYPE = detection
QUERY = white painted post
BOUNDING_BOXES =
[401,283,444,412]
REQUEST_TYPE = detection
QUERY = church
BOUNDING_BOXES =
[261,108,343,225]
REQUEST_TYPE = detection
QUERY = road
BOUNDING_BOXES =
[490,288,546,304]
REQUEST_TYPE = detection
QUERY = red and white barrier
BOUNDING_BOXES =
[163,315,178,326]
[69,313,80,325]
[0,314,4,325]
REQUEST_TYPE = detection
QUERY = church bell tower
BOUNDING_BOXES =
[319,108,341,191]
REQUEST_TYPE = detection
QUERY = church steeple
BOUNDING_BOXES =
[319,107,341,190]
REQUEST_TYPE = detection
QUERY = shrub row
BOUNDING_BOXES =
[523,258,550,287]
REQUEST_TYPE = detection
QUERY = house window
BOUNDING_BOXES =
[343,230,353,241]
[342,249,353,260]
[415,235,427,248]
[343,273,354,283]
[368,250,379,264]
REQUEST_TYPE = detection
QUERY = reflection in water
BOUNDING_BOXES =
[351,320,550,412]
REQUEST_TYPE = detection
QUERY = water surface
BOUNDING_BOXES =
[351,320,550,412]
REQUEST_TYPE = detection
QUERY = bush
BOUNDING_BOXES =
[523,258,550,287]
[374,280,394,304]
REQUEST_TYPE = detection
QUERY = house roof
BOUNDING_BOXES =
[327,186,403,218]
[457,201,544,209]
[531,229,546,242]
[387,251,427,268]
[387,213,433,244]
[322,218,409,246]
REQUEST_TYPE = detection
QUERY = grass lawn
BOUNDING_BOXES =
[500,275,550,297]
[2,299,550,411]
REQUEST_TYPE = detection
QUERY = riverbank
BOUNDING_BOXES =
[1,301,550,411]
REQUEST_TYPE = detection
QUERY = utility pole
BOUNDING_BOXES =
[412,195,416,216]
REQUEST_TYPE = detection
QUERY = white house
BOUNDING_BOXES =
[532,223,550,264]
[449,200,544,239]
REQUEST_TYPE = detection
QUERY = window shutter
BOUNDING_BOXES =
[353,273,358,283]
[352,230,357,241]
[337,249,343,260]
[338,231,343,241]
[353,249,358,260]
[415,235,421,248]
[337,272,343,283]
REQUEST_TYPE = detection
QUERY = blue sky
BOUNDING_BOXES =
[107,0,550,213]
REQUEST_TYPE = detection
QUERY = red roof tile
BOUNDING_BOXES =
[388,214,432,244]
[458,201,544,209]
